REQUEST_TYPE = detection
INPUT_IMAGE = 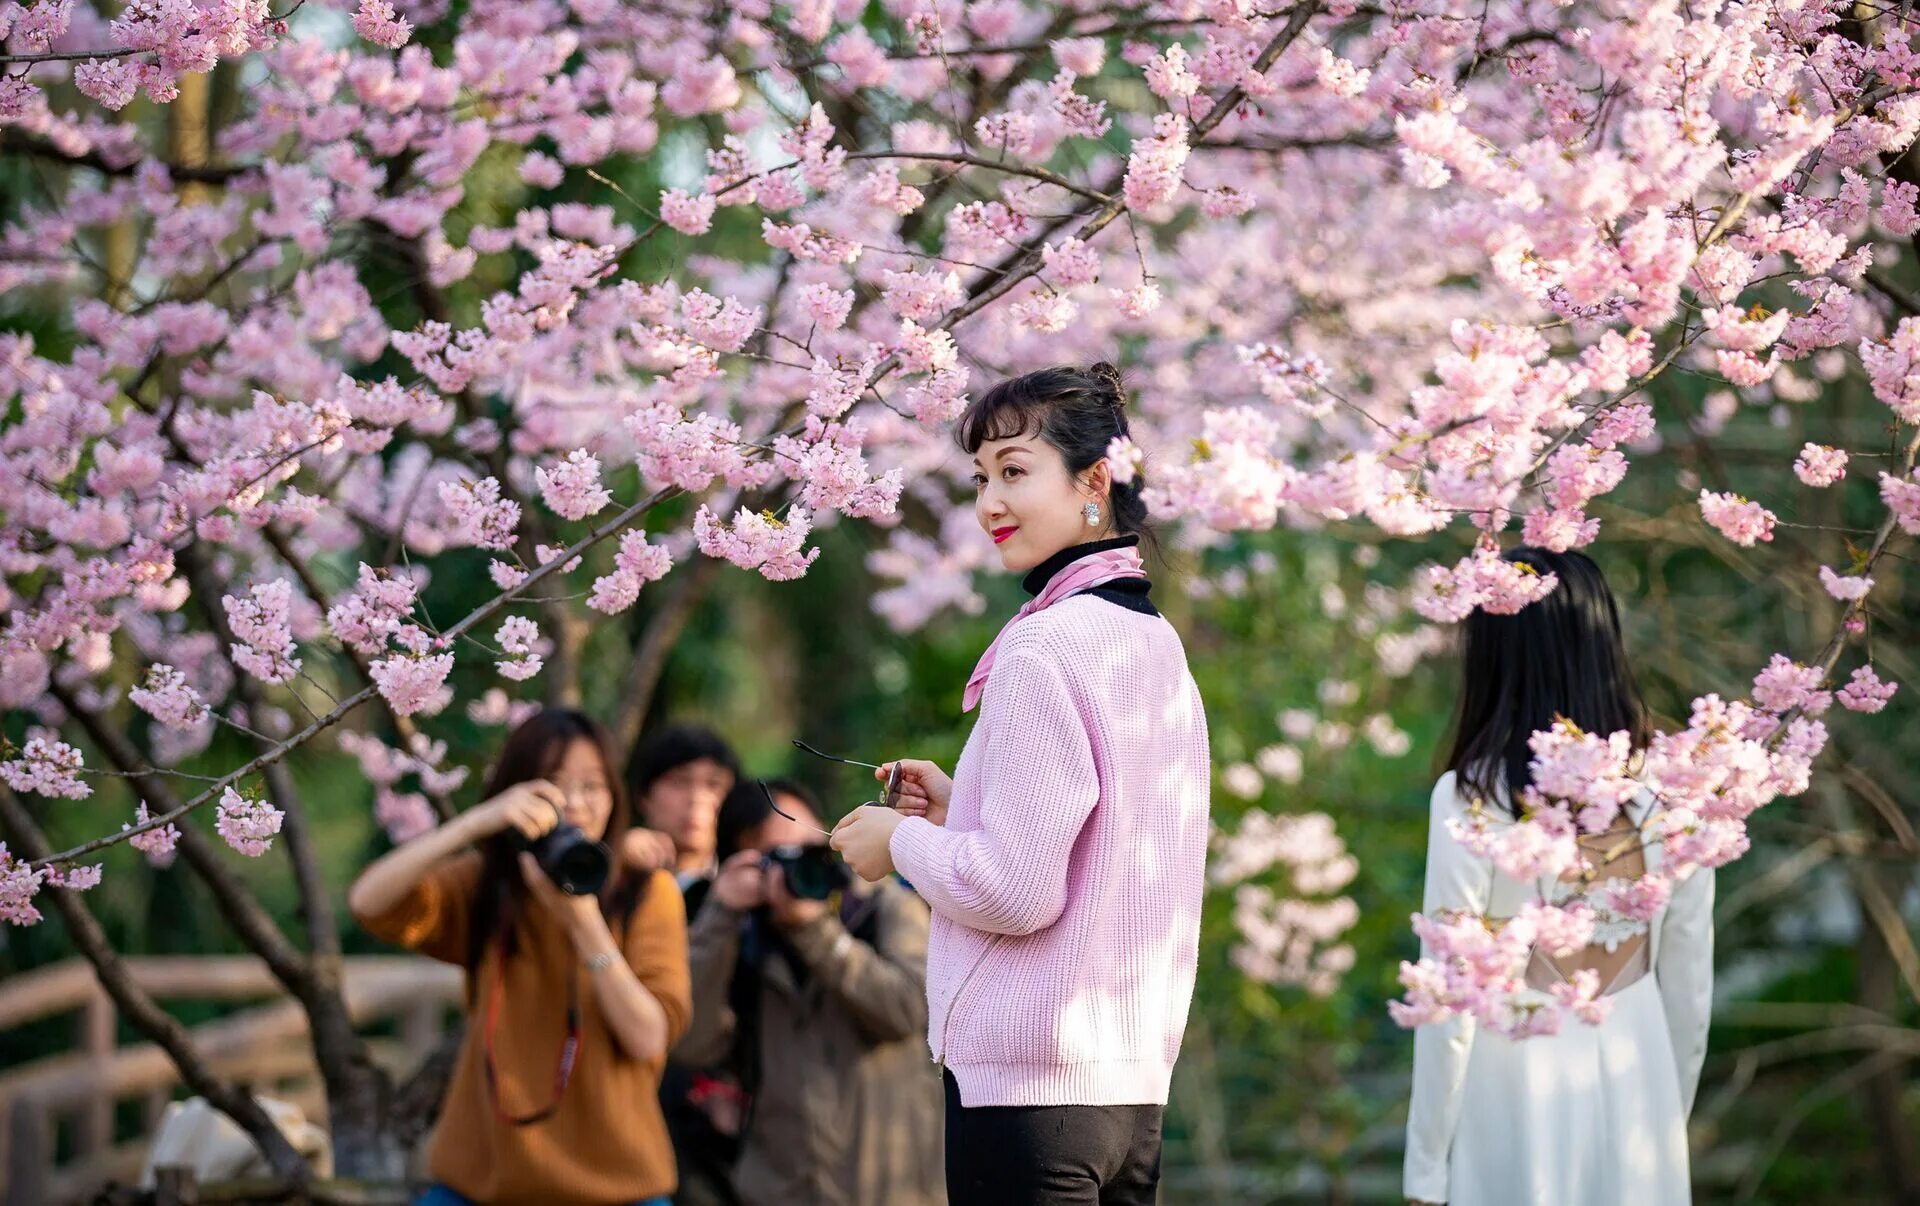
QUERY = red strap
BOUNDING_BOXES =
[483,933,581,1126]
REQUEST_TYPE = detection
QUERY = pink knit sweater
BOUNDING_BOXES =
[888,595,1212,1107]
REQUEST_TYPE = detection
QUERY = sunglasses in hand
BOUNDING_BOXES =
[759,742,905,838]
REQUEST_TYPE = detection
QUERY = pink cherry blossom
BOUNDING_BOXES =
[1527,720,1640,830]
[796,283,854,331]
[1040,238,1101,288]
[223,579,302,684]
[1751,654,1832,716]
[660,189,717,236]
[326,565,419,656]
[680,289,762,352]
[494,616,545,681]
[1050,38,1104,77]
[215,786,284,857]
[438,478,522,551]
[1860,318,1920,423]
[369,651,455,716]
[351,0,412,49]
[1,845,44,926]
[44,863,103,892]
[2,734,92,800]
[1794,443,1849,487]
[1009,287,1076,333]
[1698,490,1777,547]
[1597,874,1673,924]
[1837,665,1898,714]
[661,55,741,117]
[1653,809,1749,870]
[1122,114,1191,213]
[974,112,1037,158]
[125,803,181,867]
[535,450,613,521]
[1550,969,1614,1027]
[375,788,436,843]
[1881,472,1920,534]
[1448,800,1582,882]
[1818,565,1874,602]
[129,664,208,728]
[693,505,820,581]
[587,530,673,615]
[881,268,963,320]
[1144,45,1200,99]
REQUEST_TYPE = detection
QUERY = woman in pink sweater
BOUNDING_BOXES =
[832,364,1213,1205]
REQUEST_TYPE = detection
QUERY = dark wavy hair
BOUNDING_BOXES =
[465,709,646,979]
[956,362,1156,553]
[1444,547,1650,814]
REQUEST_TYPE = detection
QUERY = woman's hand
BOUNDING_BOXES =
[709,848,768,912]
[466,779,567,842]
[830,805,903,882]
[621,827,679,875]
[879,759,951,826]
[519,852,601,930]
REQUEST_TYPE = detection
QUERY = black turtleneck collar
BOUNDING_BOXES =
[1020,534,1159,617]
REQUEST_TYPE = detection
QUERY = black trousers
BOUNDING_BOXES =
[943,1070,1164,1206]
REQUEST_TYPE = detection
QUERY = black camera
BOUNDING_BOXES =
[764,843,851,901]
[513,823,610,895]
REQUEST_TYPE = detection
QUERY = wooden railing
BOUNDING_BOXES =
[0,956,462,1205]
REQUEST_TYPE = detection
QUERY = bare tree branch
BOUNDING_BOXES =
[1,128,247,184]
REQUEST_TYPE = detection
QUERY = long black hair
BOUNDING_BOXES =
[1444,547,1650,813]
[956,362,1157,553]
[465,708,647,979]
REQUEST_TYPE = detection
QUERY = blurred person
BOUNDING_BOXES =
[1403,547,1714,1206]
[624,723,741,902]
[349,708,690,1206]
[676,778,943,1206]
[625,723,744,1206]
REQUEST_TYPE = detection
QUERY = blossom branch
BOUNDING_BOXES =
[0,783,313,1185]
[30,480,685,867]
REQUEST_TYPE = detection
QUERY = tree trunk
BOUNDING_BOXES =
[1854,864,1920,1200]
[611,560,718,760]
[169,71,214,208]
[389,1024,467,1154]
[325,1076,409,1182]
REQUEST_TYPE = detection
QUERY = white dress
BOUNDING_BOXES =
[1404,771,1715,1206]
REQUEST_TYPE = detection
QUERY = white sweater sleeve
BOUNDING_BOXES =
[1655,863,1715,1117]
[1404,772,1492,1205]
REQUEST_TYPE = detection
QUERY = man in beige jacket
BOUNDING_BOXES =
[673,778,944,1206]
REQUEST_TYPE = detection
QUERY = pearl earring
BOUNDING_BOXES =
[1084,502,1101,526]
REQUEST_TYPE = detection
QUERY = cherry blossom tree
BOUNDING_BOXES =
[4,0,1920,1190]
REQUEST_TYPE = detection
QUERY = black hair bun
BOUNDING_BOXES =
[1088,361,1127,409]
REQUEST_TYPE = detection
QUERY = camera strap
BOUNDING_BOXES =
[483,929,581,1126]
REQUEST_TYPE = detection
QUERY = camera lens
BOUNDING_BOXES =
[787,852,832,900]
[769,844,850,901]
[528,825,610,895]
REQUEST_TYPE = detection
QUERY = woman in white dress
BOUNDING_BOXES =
[1404,547,1714,1206]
